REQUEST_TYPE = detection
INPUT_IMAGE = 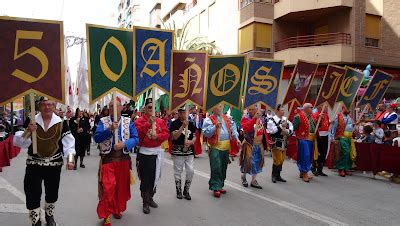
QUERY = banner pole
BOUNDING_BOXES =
[113,92,118,144]
[184,103,189,143]
[315,103,328,130]
[29,93,37,154]
[152,87,156,135]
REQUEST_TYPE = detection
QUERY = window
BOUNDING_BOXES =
[365,14,381,47]
[239,22,272,53]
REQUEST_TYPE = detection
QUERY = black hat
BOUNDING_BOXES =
[145,98,153,106]
[39,96,49,102]
[178,106,186,112]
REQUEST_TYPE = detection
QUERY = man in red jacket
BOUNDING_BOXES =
[134,98,169,214]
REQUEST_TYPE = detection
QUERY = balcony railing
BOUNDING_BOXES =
[275,32,351,52]
[240,0,275,9]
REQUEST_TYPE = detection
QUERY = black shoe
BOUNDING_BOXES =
[312,169,319,177]
[73,165,77,170]
[175,180,183,199]
[149,199,158,208]
[250,180,262,189]
[183,180,192,200]
[271,175,277,183]
[80,164,85,168]
[276,175,287,182]
[33,220,41,226]
[45,215,56,226]
[241,176,248,187]
[318,171,328,177]
[143,204,150,214]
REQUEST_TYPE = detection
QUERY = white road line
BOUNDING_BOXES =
[0,176,25,202]
[164,159,348,226]
[0,204,28,213]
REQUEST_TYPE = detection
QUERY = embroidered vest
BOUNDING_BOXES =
[36,122,63,158]
[335,113,345,139]
[296,111,313,139]
[99,116,131,155]
[207,114,232,146]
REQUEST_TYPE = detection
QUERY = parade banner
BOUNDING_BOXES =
[86,24,134,103]
[0,17,64,105]
[205,55,246,111]
[336,67,364,111]
[134,27,173,97]
[170,51,207,111]
[315,65,346,109]
[357,70,393,110]
[282,60,318,106]
[243,58,284,109]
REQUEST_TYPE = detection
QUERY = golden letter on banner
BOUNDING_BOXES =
[210,63,240,97]
[321,71,343,99]
[340,76,359,97]
[100,36,127,82]
[174,57,202,99]
[248,66,277,95]
[364,79,389,100]
[140,38,167,78]
[12,30,49,83]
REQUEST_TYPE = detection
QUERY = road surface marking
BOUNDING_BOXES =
[164,159,348,226]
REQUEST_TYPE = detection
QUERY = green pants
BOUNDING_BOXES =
[335,137,352,170]
[209,148,229,191]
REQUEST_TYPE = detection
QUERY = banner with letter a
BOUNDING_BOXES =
[134,27,173,97]
[0,17,64,105]
[86,24,134,103]
[243,58,284,110]
[357,70,393,110]
[282,60,318,107]
[314,64,346,109]
[336,67,364,111]
[170,51,207,111]
[205,55,246,111]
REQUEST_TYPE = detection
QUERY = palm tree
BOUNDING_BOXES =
[161,18,221,55]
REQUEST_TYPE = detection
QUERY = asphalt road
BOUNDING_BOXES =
[0,145,399,226]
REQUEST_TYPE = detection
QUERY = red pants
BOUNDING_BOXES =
[194,130,202,156]
[97,160,131,219]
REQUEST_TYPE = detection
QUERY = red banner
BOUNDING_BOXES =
[315,65,346,109]
[170,51,207,111]
[282,60,318,106]
[0,17,64,105]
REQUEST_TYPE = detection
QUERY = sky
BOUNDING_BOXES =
[0,0,120,81]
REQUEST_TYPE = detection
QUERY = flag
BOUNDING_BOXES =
[282,60,318,106]
[314,65,346,109]
[336,67,364,111]
[134,27,173,97]
[77,43,90,110]
[243,58,284,109]
[205,55,246,111]
[357,70,393,110]
[64,38,74,107]
[87,24,134,104]
[170,51,207,111]
[0,17,64,105]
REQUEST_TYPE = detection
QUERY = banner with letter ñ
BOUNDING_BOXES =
[314,64,346,109]
[357,70,393,110]
[205,55,246,111]
[282,60,318,107]
[243,58,284,110]
[134,26,173,97]
[0,16,64,105]
[336,66,364,111]
[86,24,134,104]
[170,51,207,112]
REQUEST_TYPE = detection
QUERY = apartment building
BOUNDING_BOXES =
[239,0,400,100]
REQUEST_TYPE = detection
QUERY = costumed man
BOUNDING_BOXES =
[13,97,75,226]
[202,104,241,198]
[330,106,355,177]
[170,107,196,200]
[292,103,316,183]
[94,100,138,226]
[134,98,169,214]
[311,106,330,177]
[267,104,293,183]
[240,105,265,189]
[381,103,398,131]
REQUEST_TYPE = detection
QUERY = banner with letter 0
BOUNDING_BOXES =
[0,16,64,105]
[86,24,134,103]
[357,70,393,110]
[243,58,284,110]
[170,51,207,112]
[205,55,246,111]
[134,27,173,97]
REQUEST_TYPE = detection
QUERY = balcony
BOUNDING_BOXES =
[274,33,352,65]
[161,0,187,20]
[240,0,274,25]
[274,0,353,20]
